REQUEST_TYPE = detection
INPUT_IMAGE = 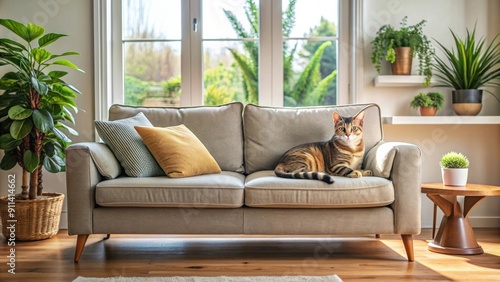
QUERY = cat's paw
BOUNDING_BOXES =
[362,170,373,176]
[347,170,363,178]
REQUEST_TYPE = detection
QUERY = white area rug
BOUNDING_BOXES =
[73,275,342,282]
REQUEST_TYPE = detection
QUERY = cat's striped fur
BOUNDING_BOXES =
[274,110,372,184]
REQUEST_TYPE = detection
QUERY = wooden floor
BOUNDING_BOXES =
[0,228,499,282]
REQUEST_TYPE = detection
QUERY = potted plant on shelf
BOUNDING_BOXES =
[440,151,469,186]
[410,91,444,116]
[0,19,82,240]
[371,16,434,86]
[433,26,500,116]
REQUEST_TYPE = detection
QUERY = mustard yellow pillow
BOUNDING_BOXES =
[134,124,221,177]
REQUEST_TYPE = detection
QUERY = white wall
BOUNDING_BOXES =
[0,0,498,229]
[361,0,500,227]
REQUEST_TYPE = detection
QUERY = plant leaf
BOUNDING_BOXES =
[23,150,40,173]
[52,127,71,143]
[8,105,33,120]
[0,134,22,150]
[10,119,33,139]
[0,19,30,42]
[0,150,18,170]
[65,83,82,95]
[26,23,45,42]
[52,59,80,70]
[33,109,54,133]
[0,38,27,52]
[31,47,52,64]
[31,77,49,95]
[38,33,67,48]
[44,142,55,157]
[57,122,78,136]
[48,70,68,79]
[43,154,65,173]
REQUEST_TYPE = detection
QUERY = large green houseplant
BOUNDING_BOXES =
[433,26,500,115]
[371,16,434,86]
[0,19,81,240]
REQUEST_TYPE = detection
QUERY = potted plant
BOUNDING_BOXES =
[410,91,444,116]
[440,151,469,186]
[371,16,434,86]
[0,19,82,240]
[433,26,500,116]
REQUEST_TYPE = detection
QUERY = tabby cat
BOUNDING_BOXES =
[274,110,372,184]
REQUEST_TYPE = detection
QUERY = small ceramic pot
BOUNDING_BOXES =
[441,168,468,186]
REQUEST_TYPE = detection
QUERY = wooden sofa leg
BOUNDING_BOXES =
[74,234,89,263]
[401,234,415,262]
[104,234,111,240]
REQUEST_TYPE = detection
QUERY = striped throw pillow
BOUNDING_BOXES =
[95,112,165,177]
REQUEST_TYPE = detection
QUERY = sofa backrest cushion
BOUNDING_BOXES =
[243,103,383,174]
[108,102,245,173]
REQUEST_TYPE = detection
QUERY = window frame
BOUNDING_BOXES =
[93,0,357,122]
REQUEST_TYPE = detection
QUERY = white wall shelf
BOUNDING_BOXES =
[383,116,500,125]
[374,75,433,87]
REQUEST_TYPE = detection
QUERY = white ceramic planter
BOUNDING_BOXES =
[441,168,468,186]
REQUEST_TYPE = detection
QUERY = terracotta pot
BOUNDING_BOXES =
[419,106,437,116]
[391,47,412,75]
[441,168,468,186]
[452,89,482,116]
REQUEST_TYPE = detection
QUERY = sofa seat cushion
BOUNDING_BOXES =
[96,171,245,208]
[244,171,394,208]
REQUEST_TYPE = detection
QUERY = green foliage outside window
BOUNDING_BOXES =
[224,0,338,106]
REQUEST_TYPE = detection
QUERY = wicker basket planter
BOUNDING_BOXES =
[0,193,64,241]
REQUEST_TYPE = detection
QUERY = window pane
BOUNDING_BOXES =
[203,0,259,105]
[282,0,338,107]
[203,0,258,40]
[122,0,182,107]
[123,42,181,106]
[203,41,254,105]
[123,0,181,39]
[283,0,338,38]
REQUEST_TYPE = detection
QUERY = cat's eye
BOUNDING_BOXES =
[338,126,345,131]
[352,126,358,130]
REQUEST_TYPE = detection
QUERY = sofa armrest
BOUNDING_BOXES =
[365,141,422,234]
[66,142,117,235]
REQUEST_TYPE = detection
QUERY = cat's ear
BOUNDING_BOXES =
[354,111,365,125]
[333,112,342,124]
[354,110,365,120]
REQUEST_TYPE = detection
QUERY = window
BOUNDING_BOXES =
[96,0,350,111]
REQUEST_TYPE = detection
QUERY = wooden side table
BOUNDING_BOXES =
[421,183,500,255]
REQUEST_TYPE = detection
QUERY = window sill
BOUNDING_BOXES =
[382,116,500,125]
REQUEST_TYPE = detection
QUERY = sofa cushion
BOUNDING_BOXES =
[72,142,122,179]
[96,171,245,208]
[243,103,383,174]
[108,102,244,173]
[244,171,394,208]
[95,112,165,177]
[135,124,221,178]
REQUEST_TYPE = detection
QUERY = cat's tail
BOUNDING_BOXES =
[274,164,335,184]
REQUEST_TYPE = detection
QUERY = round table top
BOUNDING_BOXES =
[421,183,500,196]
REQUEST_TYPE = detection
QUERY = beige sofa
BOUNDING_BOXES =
[66,103,421,262]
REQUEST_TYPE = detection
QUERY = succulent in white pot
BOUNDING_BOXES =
[440,151,469,186]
